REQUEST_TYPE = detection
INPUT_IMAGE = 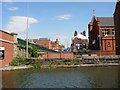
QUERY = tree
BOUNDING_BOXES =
[28,45,40,58]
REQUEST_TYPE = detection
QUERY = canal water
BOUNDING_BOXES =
[2,66,120,88]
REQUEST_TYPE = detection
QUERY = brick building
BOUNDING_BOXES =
[0,30,17,67]
[71,31,88,52]
[33,38,60,52]
[88,16,116,55]
[114,0,120,55]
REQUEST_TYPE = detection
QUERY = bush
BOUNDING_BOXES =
[63,59,71,62]
[28,45,40,58]
[31,60,41,69]
[9,56,30,66]
[10,56,42,69]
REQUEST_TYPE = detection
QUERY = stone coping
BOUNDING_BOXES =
[0,63,120,71]
[0,65,33,71]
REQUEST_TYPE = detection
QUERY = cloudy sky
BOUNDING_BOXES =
[1,1,116,47]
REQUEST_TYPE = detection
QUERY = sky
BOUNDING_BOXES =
[0,1,117,48]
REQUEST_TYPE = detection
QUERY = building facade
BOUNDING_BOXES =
[71,31,88,52]
[88,16,116,54]
[0,30,17,67]
[33,38,60,52]
[114,0,120,55]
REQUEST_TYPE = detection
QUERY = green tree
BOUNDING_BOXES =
[28,45,40,58]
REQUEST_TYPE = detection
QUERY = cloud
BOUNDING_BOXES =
[6,16,38,33]
[1,0,13,2]
[56,14,72,20]
[8,6,19,11]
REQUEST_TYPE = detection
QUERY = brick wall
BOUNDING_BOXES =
[34,40,52,49]
[90,50,116,56]
[0,31,14,67]
[39,52,74,59]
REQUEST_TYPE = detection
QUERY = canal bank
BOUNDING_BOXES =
[0,65,33,71]
[40,63,120,68]
[0,63,120,71]
[0,55,120,70]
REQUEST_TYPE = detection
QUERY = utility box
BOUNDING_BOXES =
[0,47,5,60]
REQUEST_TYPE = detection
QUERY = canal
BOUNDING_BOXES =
[2,66,120,88]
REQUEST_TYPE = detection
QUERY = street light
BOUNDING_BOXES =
[26,1,29,59]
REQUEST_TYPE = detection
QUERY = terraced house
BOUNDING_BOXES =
[88,16,116,55]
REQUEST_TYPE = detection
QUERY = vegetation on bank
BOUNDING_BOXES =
[9,56,41,69]
[18,44,40,58]
[9,44,120,69]
[10,44,41,69]
[9,56,82,69]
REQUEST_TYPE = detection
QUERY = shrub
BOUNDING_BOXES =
[31,60,41,69]
[9,56,25,66]
[63,59,71,62]
[28,45,40,58]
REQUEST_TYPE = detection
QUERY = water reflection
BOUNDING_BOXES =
[2,66,120,88]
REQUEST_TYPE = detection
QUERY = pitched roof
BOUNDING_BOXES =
[73,33,88,40]
[97,17,114,26]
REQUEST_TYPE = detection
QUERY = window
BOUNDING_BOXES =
[0,47,5,60]
[112,29,115,35]
[76,44,80,50]
[107,42,111,47]
[102,29,110,37]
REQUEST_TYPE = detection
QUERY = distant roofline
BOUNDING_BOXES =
[32,38,50,41]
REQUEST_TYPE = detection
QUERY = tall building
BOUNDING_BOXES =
[114,0,120,55]
[88,16,115,54]
[71,31,88,52]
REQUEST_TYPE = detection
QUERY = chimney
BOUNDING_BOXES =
[55,39,59,51]
[83,31,86,36]
[55,39,58,44]
[74,31,77,37]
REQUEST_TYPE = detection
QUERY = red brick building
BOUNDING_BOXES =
[0,30,17,67]
[88,16,115,55]
[33,38,60,52]
[114,0,120,55]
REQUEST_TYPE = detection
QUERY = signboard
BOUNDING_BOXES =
[0,47,5,60]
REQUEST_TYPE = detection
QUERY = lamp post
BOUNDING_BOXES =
[26,1,29,59]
